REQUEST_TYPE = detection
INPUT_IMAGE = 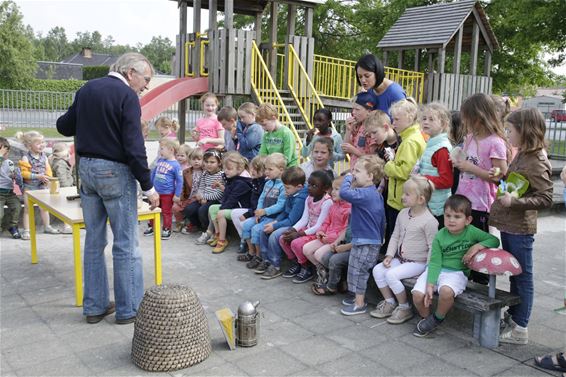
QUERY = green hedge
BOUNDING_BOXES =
[27,79,85,92]
[83,66,110,81]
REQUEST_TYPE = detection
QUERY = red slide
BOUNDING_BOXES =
[140,77,208,120]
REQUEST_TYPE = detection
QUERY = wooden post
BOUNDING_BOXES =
[397,50,404,69]
[209,0,217,31]
[470,22,479,75]
[382,50,388,66]
[193,0,201,78]
[438,47,446,74]
[305,7,314,38]
[484,50,492,77]
[178,1,187,143]
[269,1,279,79]
[287,4,296,37]
[414,49,420,71]
[225,0,234,102]
[255,11,262,42]
[453,26,462,74]
[224,0,233,28]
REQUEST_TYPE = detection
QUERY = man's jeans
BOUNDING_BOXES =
[501,232,534,328]
[79,158,143,320]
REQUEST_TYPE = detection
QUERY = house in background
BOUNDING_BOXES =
[35,47,118,80]
[522,87,565,118]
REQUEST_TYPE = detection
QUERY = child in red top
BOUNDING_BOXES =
[342,91,378,167]
[303,176,351,286]
[192,93,225,151]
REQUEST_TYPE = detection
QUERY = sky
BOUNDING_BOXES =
[15,0,566,76]
[16,0,209,46]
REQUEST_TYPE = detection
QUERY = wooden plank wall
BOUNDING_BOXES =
[426,73,493,110]
[206,29,255,95]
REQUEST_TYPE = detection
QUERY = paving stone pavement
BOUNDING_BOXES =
[1,213,564,376]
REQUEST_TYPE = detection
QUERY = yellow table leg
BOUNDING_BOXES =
[27,195,38,264]
[153,213,162,285]
[72,224,83,307]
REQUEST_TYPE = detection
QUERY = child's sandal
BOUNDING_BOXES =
[237,253,253,262]
[212,240,229,254]
[311,284,337,296]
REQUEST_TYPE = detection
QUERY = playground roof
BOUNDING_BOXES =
[377,0,498,52]
[172,0,322,16]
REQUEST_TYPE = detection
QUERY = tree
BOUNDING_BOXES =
[42,26,72,61]
[0,1,37,89]
[140,36,175,74]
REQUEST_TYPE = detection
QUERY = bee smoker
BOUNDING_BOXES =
[235,300,260,347]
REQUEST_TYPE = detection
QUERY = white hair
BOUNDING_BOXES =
[110,52,154,77]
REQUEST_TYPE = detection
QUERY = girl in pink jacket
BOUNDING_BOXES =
[303,176,351,283]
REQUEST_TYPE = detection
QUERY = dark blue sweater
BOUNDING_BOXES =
[243,177,266,218]
[272,186,308,230]
[220,175,252,210]
[56,75,152,191]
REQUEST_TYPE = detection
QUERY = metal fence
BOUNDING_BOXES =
[547,119,566,160]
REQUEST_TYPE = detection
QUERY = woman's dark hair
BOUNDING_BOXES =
[355,54,385,89]
[309,170,333,190]
[314,107,332,122]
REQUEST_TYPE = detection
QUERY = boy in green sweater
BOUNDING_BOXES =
[412,194,500,337]
[257,103,298,167]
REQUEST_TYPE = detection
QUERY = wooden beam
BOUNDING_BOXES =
[471,8,494,53]
[193,0,201,77]
[224,0,233,29]
[255,11,262,42]
[382,50,388,66]
[427,50,434,73]
[178,1,187,143]
[305,7,313,38]
[470,21,479,75]
[484,50,492,77]
[453,26,462,74]
[438,47,445,74]
[287,4,296,38]
[269,1,279,78]
[209,0,217,31]
[397,50,404,69]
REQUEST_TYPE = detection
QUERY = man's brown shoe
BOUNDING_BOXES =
[86,302,116,324]
[115,316,136,325]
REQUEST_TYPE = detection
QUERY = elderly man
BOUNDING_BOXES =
[57,52,159,325]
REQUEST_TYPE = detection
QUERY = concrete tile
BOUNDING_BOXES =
[399,330,472,357]
[1,338,71,370]
[324,323,384,351]
[260,320,315,348]
[439,346,519,376]
[0,321,59,350]
[287,367,326,376]
[0,306,43,330]
[187,362,248,376]
[403,359,480,376]
[494,364,557,376]
[1,350,14,373]
[169,350,224,375]
[291,309,351,335]
[19,284,75,306]
[527,323,566,349]
[75,342,133,373]
[360,341,434,373]
[0,294,27,313]
[103,363,174,376]
[264,298,324,321]
[31,303,86,335]
[279,337,350,367]
[13,354,92,376]
[236,347,308,376]
[316,352,393,376]
[495,341,556,363]
[59,322,130,352]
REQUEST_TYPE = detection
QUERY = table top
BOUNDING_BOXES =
[26,187,160,224]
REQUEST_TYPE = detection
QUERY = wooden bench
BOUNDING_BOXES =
[403,277,520,348]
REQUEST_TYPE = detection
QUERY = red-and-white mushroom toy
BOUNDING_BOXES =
[468,248,523,298]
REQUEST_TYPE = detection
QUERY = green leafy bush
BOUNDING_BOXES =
[83,66,109,80]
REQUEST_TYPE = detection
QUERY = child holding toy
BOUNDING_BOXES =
[341,91,377,167]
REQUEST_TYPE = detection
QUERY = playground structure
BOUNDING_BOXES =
[141,0,496,149]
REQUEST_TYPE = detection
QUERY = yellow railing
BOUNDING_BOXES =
[200,39,209,77]
[250,41,303,150]
[184,41,196,77]
[313,55,425,103]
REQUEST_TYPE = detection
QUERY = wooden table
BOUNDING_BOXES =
[26,187,162,307]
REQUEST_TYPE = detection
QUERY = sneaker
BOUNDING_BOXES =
[195,232,211,245]
[341,304,367,316]
[282,262,301,278]
[261,265,282,280]
[237,242,248,254]
[387,306,414,324]
[143,227,154,237]
[500,311,516,331]
[44,225,60,234]
[207,234,219,246]
[369,300,398,319]
[61,224,73,234]
[254,260,270,274]
[342,296,355,306]
[181,224,198,234]
[173,222,184,233]
[161,228,172,240]
[499,326,528,345]
[212,240,229,254]
[8,227,21,239]
[237,253,254,262]
[20,230,30,240]
[292,267,314,284]
[315,265,328,285]
[246,256,262,269]
[413,314,442,337]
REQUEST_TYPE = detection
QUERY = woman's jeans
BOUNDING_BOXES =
[79,158,143,320]
[501,232,534,328]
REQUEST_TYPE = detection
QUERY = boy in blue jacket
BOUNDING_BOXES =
[257,167,308,279]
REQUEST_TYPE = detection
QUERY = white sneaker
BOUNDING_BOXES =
[499,326,528,345]
[387,306,414,324]
[21,230,30,240]
[44,225,60,234]
[61,224,73,234]
[370,300,397,318]
[195,232,211,245]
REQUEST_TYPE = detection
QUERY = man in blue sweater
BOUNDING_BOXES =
[57,52,159,325]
